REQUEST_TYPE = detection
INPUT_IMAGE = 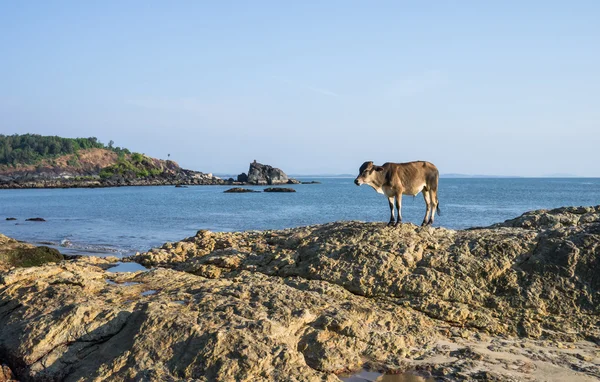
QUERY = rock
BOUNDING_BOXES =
[174,184,188,188]
[301,181,321,184]
[0,234,63,270]
[0,364,16,382]
[25,217,46,222]
[237,172,248,182]
[264,187,296,193]
[1,206,600,381]
[240,160,298,185]
[287,179,301,184]
[224,187,260,193]
[5,218,16,221]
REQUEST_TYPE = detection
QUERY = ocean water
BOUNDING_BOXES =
[1,178,599,257]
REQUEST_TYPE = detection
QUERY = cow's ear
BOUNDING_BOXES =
[375,166,384,172]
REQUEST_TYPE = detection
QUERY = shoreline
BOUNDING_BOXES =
[0,179,306,190]
[1,205,599,381]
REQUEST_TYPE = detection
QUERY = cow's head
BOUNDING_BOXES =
[354,161,384,186]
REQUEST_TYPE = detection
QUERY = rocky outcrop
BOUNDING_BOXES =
[241,160,297,185]
[224,187,260,193]
[0,149,228,189]
[264,187,296,193]
[0,234,63,271]
[1,206,600,381]
[0,171,227,189]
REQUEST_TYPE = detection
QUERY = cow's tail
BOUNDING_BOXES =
[434,170,441,216]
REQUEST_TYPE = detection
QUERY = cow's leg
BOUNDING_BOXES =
[395,194,402,226]
[428,189,438,225]
[387,197,395,226]
[422,190,431,226]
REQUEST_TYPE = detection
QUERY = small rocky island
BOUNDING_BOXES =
[263,187,296,192]
[1,206,599,381]
[223,187,260,193]
[236,160,300,185]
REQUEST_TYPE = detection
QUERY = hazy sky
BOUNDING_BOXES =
[1,1,599,176]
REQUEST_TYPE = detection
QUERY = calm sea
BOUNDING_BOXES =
[1,178,599,257]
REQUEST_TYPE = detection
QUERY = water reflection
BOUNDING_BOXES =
[341,370,433,382]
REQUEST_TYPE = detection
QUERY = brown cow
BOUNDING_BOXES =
[354,161,441,226]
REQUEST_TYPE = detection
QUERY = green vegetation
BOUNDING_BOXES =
[0,134,131,166]
[0,246,63,268]
[99,153,163,179]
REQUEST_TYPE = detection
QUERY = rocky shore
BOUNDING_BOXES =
[0,160,301,190]
[1,206,599,381]
[0,172,228,189]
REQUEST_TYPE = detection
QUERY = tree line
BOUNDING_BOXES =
[0,134,130,166]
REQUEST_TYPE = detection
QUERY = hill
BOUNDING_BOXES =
[0,134,129,167]
[0,134,223,188]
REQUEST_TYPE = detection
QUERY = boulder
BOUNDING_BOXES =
[0,234,63,270]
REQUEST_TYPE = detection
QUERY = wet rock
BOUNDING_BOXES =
[264,187,296,193]
[25,217,45,222]
[4,218,16,221]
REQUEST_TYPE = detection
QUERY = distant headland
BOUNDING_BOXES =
[0,134,300,189]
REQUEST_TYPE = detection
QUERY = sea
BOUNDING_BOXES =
[1,177,599,257]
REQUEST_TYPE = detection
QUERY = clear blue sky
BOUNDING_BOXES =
[1,1,598,176]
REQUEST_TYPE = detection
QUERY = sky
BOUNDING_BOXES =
[1,1,599,176]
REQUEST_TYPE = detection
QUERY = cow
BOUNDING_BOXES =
[354,161,441,226]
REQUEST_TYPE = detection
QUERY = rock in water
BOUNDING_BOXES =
[241,160,295,185]
[263,187,296,192]
[5,218,16,221]
[224,187,260,193]
[25,217,46,222]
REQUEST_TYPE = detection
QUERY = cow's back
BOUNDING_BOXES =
[382,161,439,193]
